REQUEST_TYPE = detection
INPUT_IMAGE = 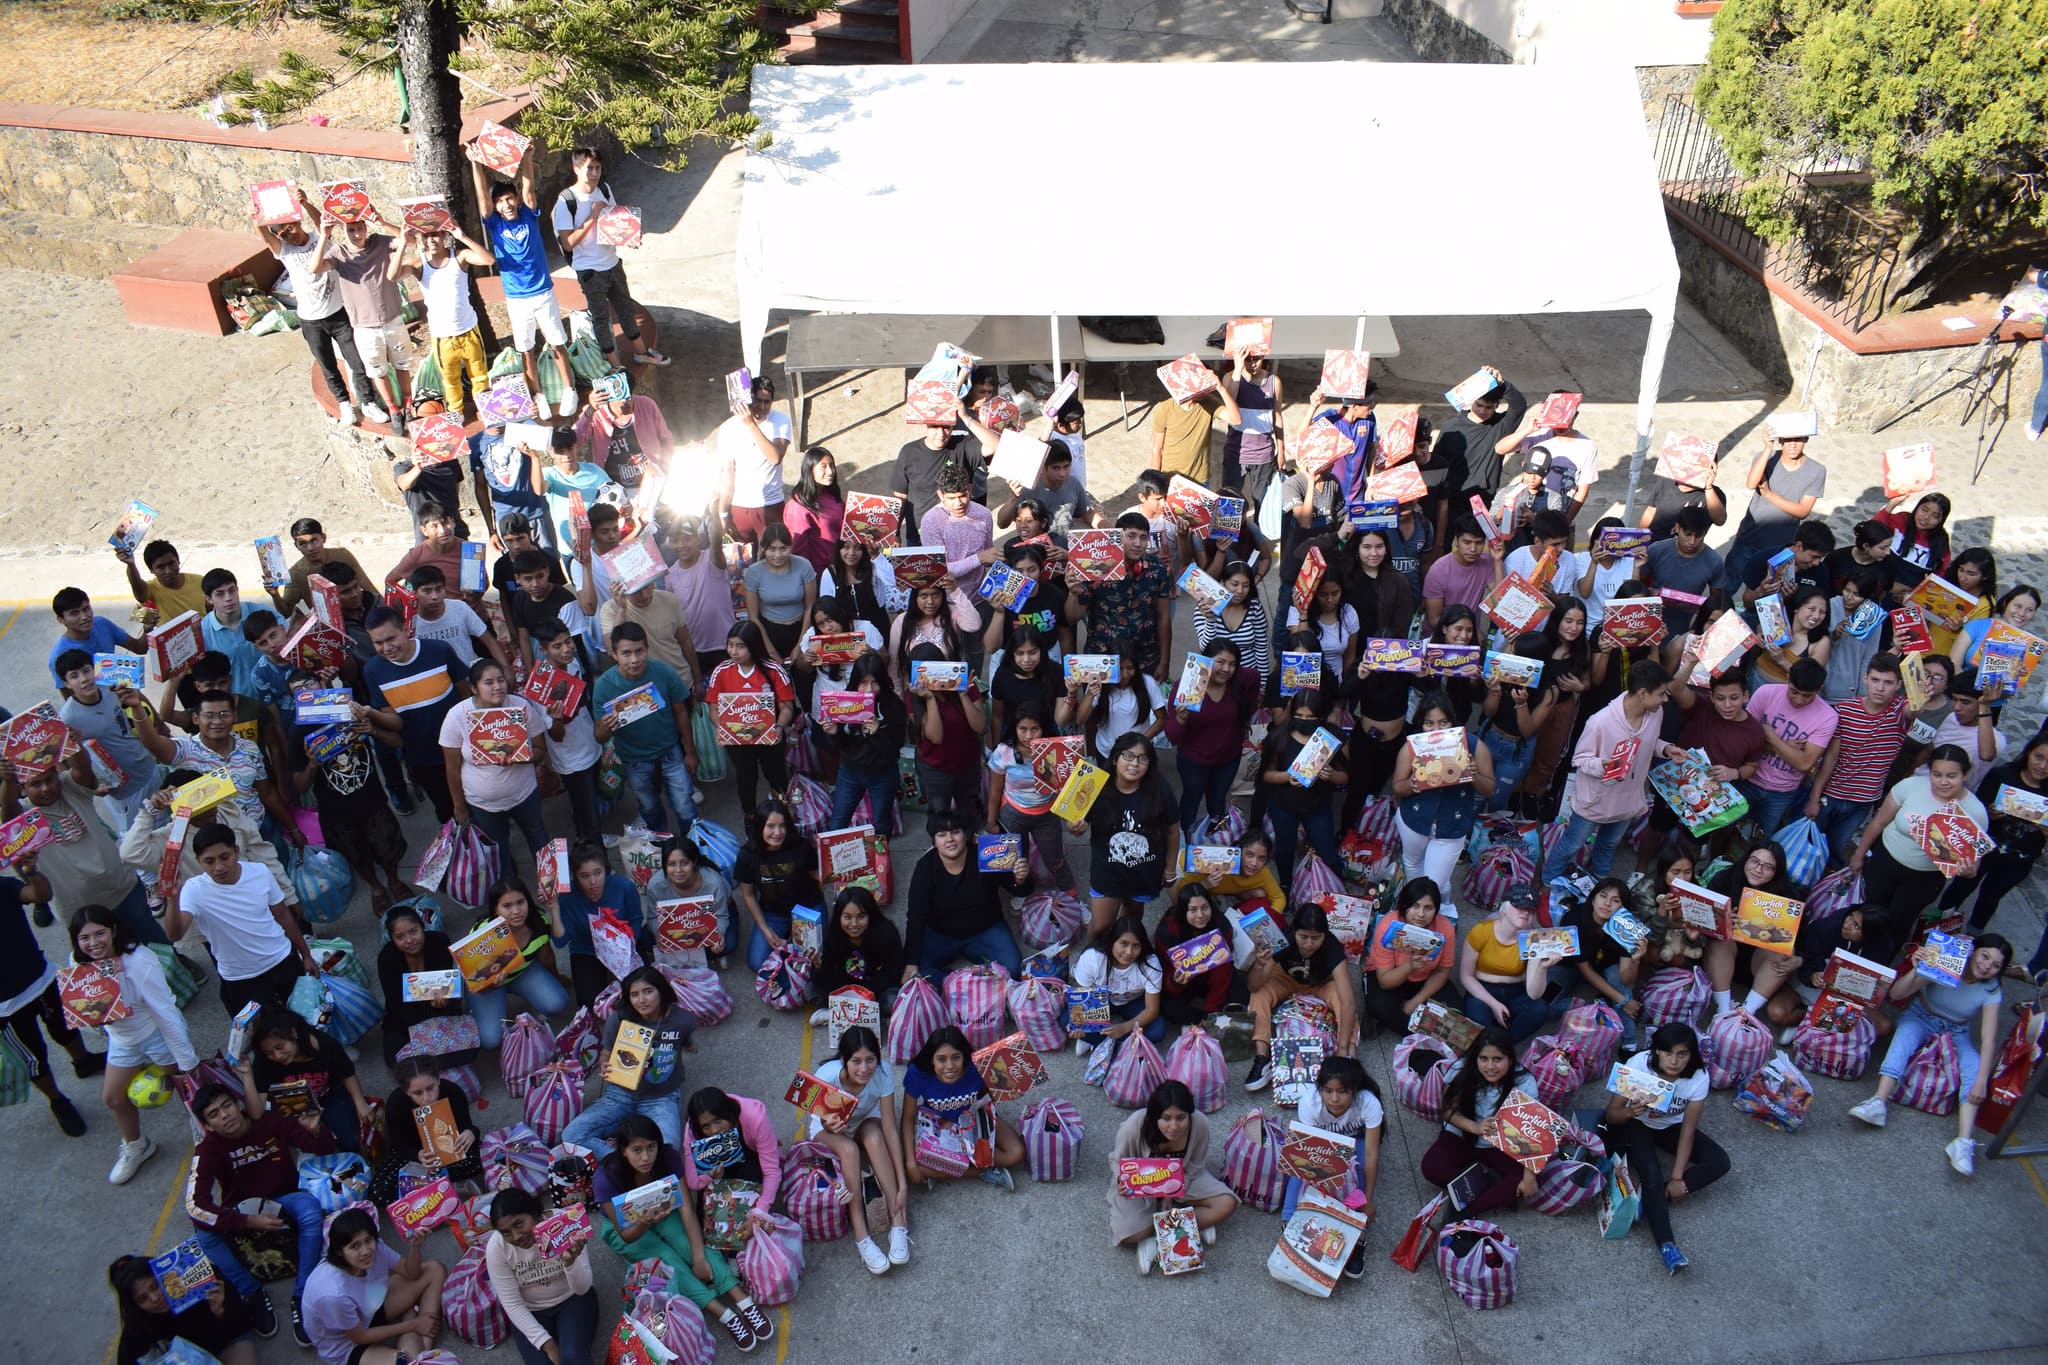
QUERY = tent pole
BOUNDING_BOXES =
[1628,299,1678,521]
[1050,314,1062,376]
[1354,316,1365,351]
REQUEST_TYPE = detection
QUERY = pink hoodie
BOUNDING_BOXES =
[680,1094,784,1208]
[1567,693,1664,823]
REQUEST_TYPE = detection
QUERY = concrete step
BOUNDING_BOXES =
[0,208,172,278]
[777,30,906,62]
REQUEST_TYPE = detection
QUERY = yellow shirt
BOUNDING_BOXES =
[1152,396,1219,483]
[1465,920,1524,977]
[146,574,209,621]
[1173,862,1287,917]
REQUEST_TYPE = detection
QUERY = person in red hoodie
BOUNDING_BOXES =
[1152,882,1262,1029]
[185,1083,336,1346]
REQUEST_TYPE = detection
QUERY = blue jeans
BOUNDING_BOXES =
[469,788,551,867]
[747,909,793,972]
[111,880,169,947]
[1734,779,1805,841]
[1175,749,1237,834]
[1270,803,1341,889]
[2031,337,2048,434]
[192,1188,326,1300]
[1280,1135,1369,1219]
[624,741,699,835]
[1110,996,1169,1046]
[829,761,898,836]
[1811,795,1874,866]
[511,1287,600,1365]
[1543,810,1630,882]
[471,962,575,1049]
[1479,727,1537,812]
[1467,980,1564,1046]
[321,1090,363,1155]
[1721,539,1767,595]
[915,921,1023,984]
[1879,999,1983,1095]
[1601,963,1641,1048]
[561,1082,684,1151]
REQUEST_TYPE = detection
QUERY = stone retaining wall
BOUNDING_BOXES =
[1380,0,1509,62]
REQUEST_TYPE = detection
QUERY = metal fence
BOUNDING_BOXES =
[1655,99,1903,332]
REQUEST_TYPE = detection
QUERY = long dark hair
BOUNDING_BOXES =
[745,797,813,866]
[1083,639,1155,755]
[1092,732,1173,832]
[618,964,678,1021]
[843,652,906,731]
[1892,492,1951,568]
[599,1113,674,1192]
[1441,1026,1524,1123]
[1140,1079,1198,1151]
[821,885,900,970]
[896,582,967,689]
[726,620,774,672]
[68,904,140,963]
[1088,914,1154,963]
[995,626,1063,715]
[481,873,550,937]
[686,1086,746,1135]
[1336,528,1414,636]
[792,448,838,511]
[909,1024,977,1080]
[107,1254,175,1333]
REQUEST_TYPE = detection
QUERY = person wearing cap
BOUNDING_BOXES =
[1488,448,1551,550]
[1438,364,1528,507]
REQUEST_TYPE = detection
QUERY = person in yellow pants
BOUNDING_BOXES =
[387,222,492,419]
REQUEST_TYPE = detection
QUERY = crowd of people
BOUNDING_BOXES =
[12,153,2042,1364]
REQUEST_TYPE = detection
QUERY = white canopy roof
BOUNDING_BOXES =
[738,60,1681,492]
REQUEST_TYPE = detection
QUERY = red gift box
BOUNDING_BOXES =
[247,180,300,226]
[319,180,372,223]
[1366,460,1428,505]
[1292,546,1327,619]
[1533,391,1582,431]
[1376,404,1419,467]
[1655,431,1716,487]
[1066,529,1127,584]
[469,119,531,177]
[465,708,533,765]
[977,394,1020,430]
[1225,317,1273,356]
[594,205,642,248]
[1295,420,1347,479]
[411,412,468,466]
[1156,355,1218,404]
[842,492,904,550]
[398,195,455,234]
[904,378,958,425]
[1319,349,1372,400]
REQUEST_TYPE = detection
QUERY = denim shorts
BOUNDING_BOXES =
[106,1027,178,1070]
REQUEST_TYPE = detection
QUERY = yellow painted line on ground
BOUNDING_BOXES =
[774,1019,814,1365]
[2021,1155,2048,1210]
[102,1149,195,1365]
[0,605,29,644]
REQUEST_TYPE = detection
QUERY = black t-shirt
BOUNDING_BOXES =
[999,572,1066,644]
[1643,477,1725,542]
[1560,901,1627,975]
[118,1288,264,1365]
[394,460,471,539]
[252,1030,357,1107]
[508,584,578,641]
[1085,784,1175,896]
[891,434,984,535]
[1277,934,1346,986]
[493,550,568,597]
[733,842,822,917]
[382,1079,475,1156]
[1821,547,1899,600]
[1437,383,1527,499]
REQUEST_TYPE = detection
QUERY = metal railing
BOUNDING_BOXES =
[1655,98,1904,332]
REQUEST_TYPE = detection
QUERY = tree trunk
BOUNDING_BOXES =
[396,0,465,212]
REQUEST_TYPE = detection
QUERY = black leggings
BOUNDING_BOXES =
[1602,1117,1731,1245]
[1861,843,1946,965]
[728,744,792,825]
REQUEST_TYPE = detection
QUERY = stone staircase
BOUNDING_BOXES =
[763,0,907,63]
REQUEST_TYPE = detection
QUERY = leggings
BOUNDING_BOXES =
[1000,803,1075,892]
[726,744,791,825]
[1394,811,1464,902]
[1418,1130,1526,1216]
[1861,843,1947,965]
[1601,1117,1731,1245]
[599,1212,740,1310]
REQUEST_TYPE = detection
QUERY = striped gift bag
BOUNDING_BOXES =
[1791,1015,1876,1080]
[1437,1220,1518,1309]
[1221,1108,1288,1212]
[1019,1096,1084,1182]
[1393,1033,1456,1122]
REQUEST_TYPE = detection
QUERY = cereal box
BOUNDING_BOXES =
[1279,651,1321,696]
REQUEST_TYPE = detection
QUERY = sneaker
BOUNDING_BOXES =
[1246,1055,1271,1091]
[979,1165,1015,1191]
[808,1008,830,1027]
[51,1096,86,1137]
[249,1291,279,1339]
[336,401,358,428]
[1946,1136,1977,1176]
[1660,1241,1689,1275]
[292,1297,312,1348]
[634,349,673,367]
[2032,968,2048,989]
[888,1226,910,1264]
[1075,1038,1092,1056]
[718,1310,756,1353]
[72,1051,106,1079]
[1136,1239,1158,1275]
[177,952,209,987]
[108,1136,157,1185]
[1343,1240,1369,1279]
[362,400,390,425]
[1848,1096,1888,1128]
[738,1298,773,1342]
[1201,1225,1215,1247]
[30,902,52,927]
[390,407,409,437]
[1777,1024,1800,1047]
[855,1236,890,1274]
[2028,421,2045,443]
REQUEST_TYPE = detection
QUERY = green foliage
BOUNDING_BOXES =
[1696,0,2048,244]
[212,50,333,124]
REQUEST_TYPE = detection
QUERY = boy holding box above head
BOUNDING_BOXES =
[266,518,370,618]
[407,564,508,673]
[469,133,577,418]
[387,220,494,419]
[47,585,143,693]
[1438,364,1528,507]
[310,207,414,435]
[254,181,382,429]
[993,439,1103,540]
[891,391,996,541]
[1723,429,1828,595]
[1151,352,1244,488]
[1639,454,1728,543]
[1296,381,1377,504]
[121,538,208,621]
[600,574,697,679]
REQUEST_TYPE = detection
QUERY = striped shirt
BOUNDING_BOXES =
[1823,694,1908,803]
[363,637,462,764]
[170,735,268,825]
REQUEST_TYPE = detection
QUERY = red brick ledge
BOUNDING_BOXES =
[0,94,534,164]
[1666,200,2045,355]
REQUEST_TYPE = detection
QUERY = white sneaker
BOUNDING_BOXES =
[1946,1137,1977,1175]
[336,401,358,427]
[808,1008,830,1027]
[1075,1039,1092,1056]
[362,401,390,425]
[1849,1097,1888,1128]
[1777,1024,1800,1047]
[855,1236,890,1274]
[1201,1225,1215,1246]
[1136,1239,1158,1275]
[108,1136,157,1185]
[887,1226,910,1264]
[2028,422,2045,443]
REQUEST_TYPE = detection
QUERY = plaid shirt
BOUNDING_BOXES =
[1082,553,1172,672]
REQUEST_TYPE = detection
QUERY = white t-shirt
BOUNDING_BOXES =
[1582,557,1637,627]
[419,257,477,337]
[1297,1085,1385,1137]
[1505,545,1592,597]
[1284,602,1360,679]
[718,410,793,509]
[178,862,292,982]
[273,238,343,322]
[437,696,549,812]
[1623,1050,1710,1131]
[413,600,491,668]
[1089,676,1166,760]
[550,183,619,273]
[1073,948,1162,1005]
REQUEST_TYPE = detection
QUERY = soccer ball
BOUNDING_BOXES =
[127,1065,173,1109]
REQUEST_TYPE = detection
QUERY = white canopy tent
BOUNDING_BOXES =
[738,60,1681,504]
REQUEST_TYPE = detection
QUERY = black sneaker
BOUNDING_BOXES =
[248,1291,279,1339]
[292,1297,312,1348]
[51,1095,86,1137]
[1344,1240,1369,1279]
[177,952,211,987]
[1245,1055,1271,1091]
[72,1051,106,1079]
[739,1298,774,1342]
[30,902,52,927]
